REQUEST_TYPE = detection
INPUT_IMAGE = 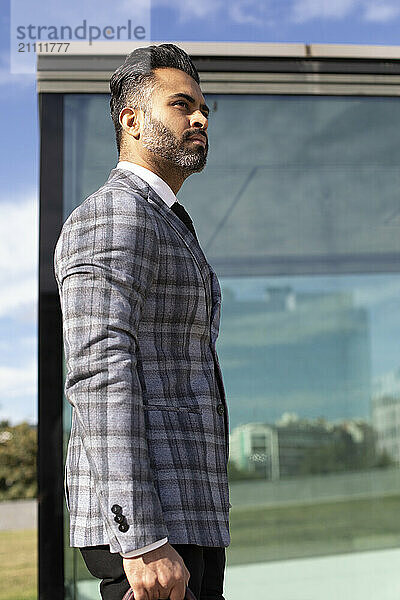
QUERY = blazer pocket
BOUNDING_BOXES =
[143,404,202,415]
[144,405,207,472]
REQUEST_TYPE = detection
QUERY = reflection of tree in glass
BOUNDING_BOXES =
[228,460,264,482]
[299,422,394,476]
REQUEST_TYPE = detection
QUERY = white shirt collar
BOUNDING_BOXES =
[116,161,177,208]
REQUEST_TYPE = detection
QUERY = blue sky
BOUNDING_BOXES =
[2,0,400,423]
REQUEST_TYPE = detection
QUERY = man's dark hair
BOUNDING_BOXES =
[110,43,200,154]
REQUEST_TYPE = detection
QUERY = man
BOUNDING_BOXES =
[54,44,230,600]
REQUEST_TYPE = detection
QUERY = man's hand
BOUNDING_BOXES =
[122,542,190,600]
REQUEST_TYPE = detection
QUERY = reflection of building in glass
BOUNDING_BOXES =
[372,369,400,463]
[220,285,371,426]
[276,413,335,478]
[230,422,280,479]
[230,413,377,480]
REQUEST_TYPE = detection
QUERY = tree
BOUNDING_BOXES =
[0,422,37,500]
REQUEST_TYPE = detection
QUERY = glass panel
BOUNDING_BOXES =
[220,274,400,565]
[181,96,400,276]
[63,92,400,599]
[63,95,117,220]
[63,95,116,599]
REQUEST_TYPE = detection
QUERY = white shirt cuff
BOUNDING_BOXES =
[120,537,168,558]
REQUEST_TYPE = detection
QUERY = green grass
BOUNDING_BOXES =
[0,529,37,600]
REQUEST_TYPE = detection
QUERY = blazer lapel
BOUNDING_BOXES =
[108,168,216,320]
[145,185,215,320]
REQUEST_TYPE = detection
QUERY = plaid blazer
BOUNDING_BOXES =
[54,168,230,553]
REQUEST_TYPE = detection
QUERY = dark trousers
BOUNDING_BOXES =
[79,543,226,600]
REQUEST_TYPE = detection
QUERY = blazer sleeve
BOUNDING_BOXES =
[54,190,168,553]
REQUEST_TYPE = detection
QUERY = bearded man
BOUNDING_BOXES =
[54,43,230,600]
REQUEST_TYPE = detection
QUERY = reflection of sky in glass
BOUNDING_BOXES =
[182,95,400,273]
[217,274,400,429]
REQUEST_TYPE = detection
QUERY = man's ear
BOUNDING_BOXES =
[119,107,143,140]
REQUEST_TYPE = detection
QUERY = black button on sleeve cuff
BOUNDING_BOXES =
[114,514,125,524]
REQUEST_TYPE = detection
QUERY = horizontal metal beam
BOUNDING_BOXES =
[36,41,400,95]
[37,70,400,84]
[36,40,400,60]
[37,70,400,96]
[36,41,308,58]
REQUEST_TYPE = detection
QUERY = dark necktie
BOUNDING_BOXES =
[170,201,198,240]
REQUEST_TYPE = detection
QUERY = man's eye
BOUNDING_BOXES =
[174,101,188,108]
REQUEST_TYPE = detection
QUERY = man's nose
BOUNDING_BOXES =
[190,110,208,130]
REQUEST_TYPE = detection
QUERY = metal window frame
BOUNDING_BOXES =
[38,92,64,600]
[37,41,400,600]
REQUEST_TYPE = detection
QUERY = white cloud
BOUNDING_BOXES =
[291,0,400,23]
[0,362,37,400]
[9,0,151,74]
[0,404,37,426]
[153,0,273,26]
[10,0,151,39]
[153,0,223,22]
[228,0,274,26]
[0,192,38,320]
[11,0,150,25]
[0,336,37,354]
[154,0,400,27]
[363,1,400,22]
[229,4,259,25]
[291,0,360,23]
[20,336,37,350]
[0,51,36,88]
[0,70,35,88]
[117,0,156,19]
[0,361,37,424]
[0,193,38,424]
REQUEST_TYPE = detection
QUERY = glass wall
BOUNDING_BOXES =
[63,93,400,599]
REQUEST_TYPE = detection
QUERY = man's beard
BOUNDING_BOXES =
[141,111,208,174]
